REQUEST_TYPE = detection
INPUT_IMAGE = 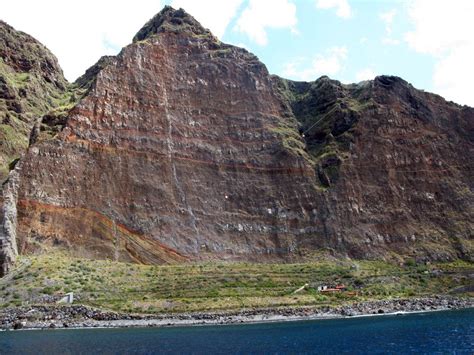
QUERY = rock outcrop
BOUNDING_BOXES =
[0,167,19,276]
[1,7,473,275]
[276,76,474,260]
[0,20,68,182]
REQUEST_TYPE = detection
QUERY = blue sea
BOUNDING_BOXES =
[0,308,472,354]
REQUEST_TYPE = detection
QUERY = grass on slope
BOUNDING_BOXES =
[0,253,472,314]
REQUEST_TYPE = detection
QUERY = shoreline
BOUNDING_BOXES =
[1,296,472,331]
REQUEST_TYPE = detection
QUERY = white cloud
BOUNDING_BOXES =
[1,0,164,81]
[432,46,474,106]
[382,38,400,46]
[283,46,348,81]
[405,0,474,106]
[355,68,376,82]
[316,0,352,19]
[405,0,472,56]
[379,9,396,35]
[170,0,243,38]
[379,9,400,46]
[235,0,298,46]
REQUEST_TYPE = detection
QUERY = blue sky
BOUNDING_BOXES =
[219,0,434,89]
[2,0,473,106]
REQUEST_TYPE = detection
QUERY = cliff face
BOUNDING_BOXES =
[0,20,68,182]
[277,76,474,260]
[0,20,70,275]
[1,7,473,275]
[9,7,324,266]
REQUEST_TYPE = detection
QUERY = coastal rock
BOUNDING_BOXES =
[1,297,472,330]
[276,76,474,260]
[8,7,325,264]
[0,7,473,271]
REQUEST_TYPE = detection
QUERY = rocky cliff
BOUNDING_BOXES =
[1,7,473,275]
[276,76,473,260]
[0,20,69,182]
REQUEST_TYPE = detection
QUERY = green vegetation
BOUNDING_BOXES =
[0,59,26,88]
[0,23,75,181]
[269,122,311,160]
[0,116,29,181]
[0,120,28,152]
[0,61,85,177]
[0,253,471,314]
[274,77,379,188]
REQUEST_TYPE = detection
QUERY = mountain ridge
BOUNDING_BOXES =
[133,6,215,43]
[1,6,472,276]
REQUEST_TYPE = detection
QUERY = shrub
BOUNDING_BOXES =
[405,258,417,267]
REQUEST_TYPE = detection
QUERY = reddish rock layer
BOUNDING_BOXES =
[11,8,326,265]
[1,7,473,274]
[280,76,473,260]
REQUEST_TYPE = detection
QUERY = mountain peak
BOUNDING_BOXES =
[132,6,213,43]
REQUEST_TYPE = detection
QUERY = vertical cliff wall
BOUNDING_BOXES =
[1,7,472,275]
[10,7,328,265]
[277,76,474,260]
[0,20,69,275]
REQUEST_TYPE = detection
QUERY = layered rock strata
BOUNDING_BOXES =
[1,7,473,275]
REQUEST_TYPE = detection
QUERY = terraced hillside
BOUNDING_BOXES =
[1,253,471,313]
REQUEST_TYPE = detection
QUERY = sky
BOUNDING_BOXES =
[2,0,474,106]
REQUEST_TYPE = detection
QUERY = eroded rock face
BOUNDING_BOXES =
[0,20,68,182]
[278,76,474,260]
[1,7,473,274]
[10,7,326,265]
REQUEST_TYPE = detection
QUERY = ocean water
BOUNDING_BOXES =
[0,309,472,354]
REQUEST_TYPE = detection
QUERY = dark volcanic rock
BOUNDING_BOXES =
[0,7,473,273]
[1,297,472,330]
[133,6,214,43]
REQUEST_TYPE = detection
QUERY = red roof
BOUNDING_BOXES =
[321,288,342,292]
